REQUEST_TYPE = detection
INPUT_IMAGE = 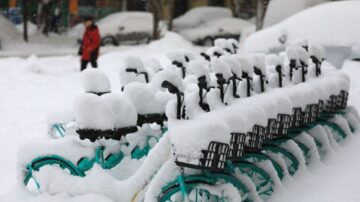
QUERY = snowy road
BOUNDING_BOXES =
[0,37,360,202]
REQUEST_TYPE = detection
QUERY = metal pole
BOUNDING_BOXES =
[23,0,28,42]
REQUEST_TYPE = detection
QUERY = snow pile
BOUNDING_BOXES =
[169,118,231,161]
[74,93,114,130]
[251,53,267,74]
[81,68,111,94]
[99,12,153,35]
[210,58,232,80]
[101,93,137,128]
[221,55,242,78]
[188,59,211,83]
[206,46,226,58]
[244,1,360,53]
[173,7,232,31]
[264,0,327,27]
[124,83,165,114]
[179,17,253,42]
[235,56,253,75]
[151,69,184,93]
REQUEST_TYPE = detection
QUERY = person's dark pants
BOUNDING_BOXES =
[81,59,98,71]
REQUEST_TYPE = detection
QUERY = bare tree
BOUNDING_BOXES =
[23,0,29,42]
[149,0,162,40]
[168,0,175,31]
[256,0,270,30]
[122,0,127,11]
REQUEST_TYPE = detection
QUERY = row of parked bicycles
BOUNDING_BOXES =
[20,38,359,202]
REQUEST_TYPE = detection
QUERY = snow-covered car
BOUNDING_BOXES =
[243,1,360,67]
[172,7,232,32]
[69,12,153,46]
[263,0,327,28]
[179,17,254,46]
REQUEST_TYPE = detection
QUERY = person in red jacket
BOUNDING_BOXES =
[78,16,101,71]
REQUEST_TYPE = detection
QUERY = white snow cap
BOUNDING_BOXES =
[295,46,310,65]
[124,56,146,72]
[250,53,267,75]
[180,49,196,62]
[221,55,242,78]
[81,68,111,94]
[145,57,163,73]
[169,118,231,159]
[309,45,325,61]
[206,46,226,58]
[235,55,253,75]
[151,69,184,92]
[286,46,299,60]
[266,54,283,66]
[188,59,211,84]
[124,83,165,114]
[227,38,239,49]
[167,51,186,64]
[214,38,233,53]
[309,45,321,60]
[101,93,137,128]
[210,58,233,80]
[74,93,114,130]
[291,38,309,49]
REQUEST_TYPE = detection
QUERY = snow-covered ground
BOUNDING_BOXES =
[0,29,360,201]
[0,32,195,200]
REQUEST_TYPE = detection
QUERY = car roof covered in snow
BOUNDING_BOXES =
[173,6,232,31]
[243,1,360,53]
[179,18,254,41]
[68,12,153,38]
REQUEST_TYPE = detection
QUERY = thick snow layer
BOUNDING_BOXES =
[18,136,96,170]
[101,93,137,128]
[169,119,231,160]
[173,7,232,31]
[234,55,253,75]
[0,31,195,198]
[81,68,111,93]
[21,135,172,201]
[69,12,153,38]
[210,57,233,80]
[123,83,165,114]
[221,55,243,78]
[74,93,114,130]
[250,53,267,74]
[264,0,327,27]
[2,23,360,202]
[244,1,360,53]
[150,69,184,93]
[179,17,253,42]
[124,56,146,72]
[188,59,211,83]
[266,54,283,66]
[206,46,226,58]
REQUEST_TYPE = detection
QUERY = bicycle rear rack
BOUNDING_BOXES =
[228,133,246,161]
[137,113,167,126]
[175,141,230,172]
[244,125,266,152]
